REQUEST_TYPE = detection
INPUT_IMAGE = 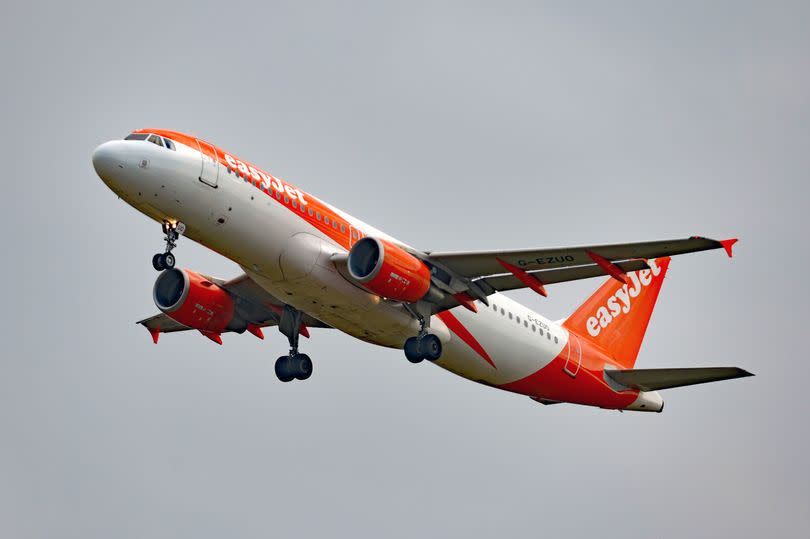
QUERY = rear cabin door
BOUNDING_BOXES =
[197,139,219,187]
[563,332,582,378]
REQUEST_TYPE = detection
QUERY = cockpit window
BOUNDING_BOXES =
[124,132,176,150]
[146,134,164,147]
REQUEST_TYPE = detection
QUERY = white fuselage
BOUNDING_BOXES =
[94,132,673,413]
[93,137,568,389]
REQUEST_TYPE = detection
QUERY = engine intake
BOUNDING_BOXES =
[153,268,242,333]
[347,237,431,302]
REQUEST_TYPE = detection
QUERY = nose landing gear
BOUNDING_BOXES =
[152,221,185,271]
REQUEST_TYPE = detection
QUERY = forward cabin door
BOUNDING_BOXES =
[349,225,361,247]
[563,332,582,377]
[197,139,219,187]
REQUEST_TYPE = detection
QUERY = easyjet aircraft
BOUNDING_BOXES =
[92,129,752,412]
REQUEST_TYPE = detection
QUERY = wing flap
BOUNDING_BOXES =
[606,367,753,391]
[479,259,650,293]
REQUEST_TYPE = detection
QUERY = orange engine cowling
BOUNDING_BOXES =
[347,237,432,302]
[153,268,241,333]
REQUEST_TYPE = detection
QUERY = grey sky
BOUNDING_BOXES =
[2,1,808,537]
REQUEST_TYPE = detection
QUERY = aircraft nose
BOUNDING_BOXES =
[92,140,125,180]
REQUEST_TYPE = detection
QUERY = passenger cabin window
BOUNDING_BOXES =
[125,133,148,141]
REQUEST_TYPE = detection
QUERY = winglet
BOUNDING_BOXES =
[720,238,738,258]
[149,328,160,344]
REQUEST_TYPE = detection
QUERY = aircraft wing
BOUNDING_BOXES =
[137,272,329,340]
[427,236,736,279]
[421,236,736,313]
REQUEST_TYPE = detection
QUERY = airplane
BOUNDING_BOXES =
[92,129,753,413]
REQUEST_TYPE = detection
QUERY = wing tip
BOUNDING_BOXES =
[720,238,738,258]
[690,236,738,258]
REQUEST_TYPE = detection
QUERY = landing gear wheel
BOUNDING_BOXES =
[153,221,182,271]
[293,354,313,380]
[152,253,165,271]
[274,356,295,382]
[421,334,442,361]
[404,334,442,362]
[404,337,423,363]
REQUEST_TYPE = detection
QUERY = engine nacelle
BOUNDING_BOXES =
[347,237,432,302]
[153,268,242,333]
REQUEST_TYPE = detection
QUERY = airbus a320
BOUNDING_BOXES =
[92,129,752,412]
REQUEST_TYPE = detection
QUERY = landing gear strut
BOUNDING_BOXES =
[152,221,185,271]
[403,311,442,363]
[274,305,313,382]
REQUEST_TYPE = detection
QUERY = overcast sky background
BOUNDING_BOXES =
[2,1,808,537]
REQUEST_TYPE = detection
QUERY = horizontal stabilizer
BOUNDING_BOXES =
[607,367,753,391]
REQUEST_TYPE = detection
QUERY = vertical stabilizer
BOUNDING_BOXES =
[563,257,671,368]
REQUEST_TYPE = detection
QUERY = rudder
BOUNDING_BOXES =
[563,257,671,368]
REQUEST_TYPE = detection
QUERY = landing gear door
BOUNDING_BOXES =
[197,139,219,188]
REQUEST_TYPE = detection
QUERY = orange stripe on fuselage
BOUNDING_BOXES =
[498,335,638,408]
[133,128,362,251]
[437,311,496,369]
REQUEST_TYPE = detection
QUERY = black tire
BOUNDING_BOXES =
[294,354,313,380]
[163,252,176,268]
[422,334,442,361]
[152,253,165,271]
[404,337,423,363]
[274,356,295,382]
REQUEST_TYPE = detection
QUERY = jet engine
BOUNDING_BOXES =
[347,237,432,302]
[153,268,244,333]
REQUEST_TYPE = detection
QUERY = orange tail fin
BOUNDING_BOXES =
[563,257,671,368]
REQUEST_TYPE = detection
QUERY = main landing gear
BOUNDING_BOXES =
[403,313,442,363]
[152,220,185,271]
[274,305,313,382]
